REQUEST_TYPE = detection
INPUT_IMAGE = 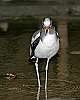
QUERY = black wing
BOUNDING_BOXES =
[31,36,40,56]
[28,30,41,62]
[28,36,40,62]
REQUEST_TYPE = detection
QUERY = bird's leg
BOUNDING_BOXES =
[45,58,50,100]
[35,58,40,100]
[35,58,40,87]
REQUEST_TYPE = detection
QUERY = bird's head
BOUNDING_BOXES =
[42,17,52,33]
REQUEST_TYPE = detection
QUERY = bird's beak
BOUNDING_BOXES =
[44,28,49,33]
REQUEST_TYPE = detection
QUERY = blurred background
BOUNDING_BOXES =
[0,0,80,100]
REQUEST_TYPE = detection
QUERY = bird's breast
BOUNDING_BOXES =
[35,34,59,58]
[42,34,56,47]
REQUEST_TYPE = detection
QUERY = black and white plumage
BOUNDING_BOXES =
[29,17,59,99]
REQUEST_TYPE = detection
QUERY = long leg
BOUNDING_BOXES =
[35,58,40,87]
[35,58,40,100]
[45,58,50,100]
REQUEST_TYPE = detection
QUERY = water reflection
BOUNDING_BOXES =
[36,83,48,100]
[37,86,40,100]
[45,87,47,100]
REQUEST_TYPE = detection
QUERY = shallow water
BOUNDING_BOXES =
[0,18,80,100]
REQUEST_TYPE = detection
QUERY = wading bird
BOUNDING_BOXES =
[29,17,60,99]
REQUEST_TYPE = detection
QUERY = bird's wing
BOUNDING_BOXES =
[29,36,40,61]
[31,30,40,44]
[30,30,41,58]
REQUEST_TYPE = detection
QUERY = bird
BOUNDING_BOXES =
[29,17,60,99]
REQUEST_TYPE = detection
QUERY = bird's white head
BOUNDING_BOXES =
[42,17,52,33]
[43,18,51,27]
[43,18,52,27]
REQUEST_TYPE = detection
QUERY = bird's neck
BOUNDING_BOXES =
[40,27,55,39]
[40,32,57,43]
